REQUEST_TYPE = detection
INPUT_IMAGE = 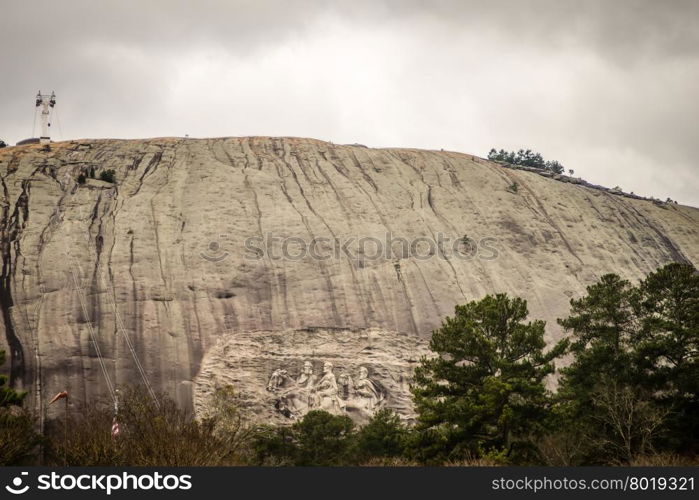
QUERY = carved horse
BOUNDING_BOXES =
[266,369,296,392]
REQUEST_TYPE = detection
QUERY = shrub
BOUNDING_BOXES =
[251,425,297,466]
[292,410,356,466]
[0,408,41,465]
[198,385,256,464]
[45,404,123,466]
[546,160,564,174]
[251,410,357,466]
[0,350,26,407]
[629,453,699,466]
[355,409,408,460]
[402,427,451,465]
[99,169,116,183]
[46,386,251,466]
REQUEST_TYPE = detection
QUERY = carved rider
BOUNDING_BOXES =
[337,372,354,400]
[354,366,383,411]
[267,369,291,392]
[296,361,317,389]
[268,361,320,418]
[313,361,345,412]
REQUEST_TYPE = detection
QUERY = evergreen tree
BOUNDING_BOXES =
[545,160,565,174]
[411,294,567,462]
[99,169,116,183]
[555,274,640,463]
[488,148,516,164]
[558,274,638,397]
[250,425,297,465]
[0,408,40,465]
[515,149,546,169]
[355,409,408,460]
[487,147,565,173]
[555,267,698,461]
[292,410,356,466]
[634,263,698,451]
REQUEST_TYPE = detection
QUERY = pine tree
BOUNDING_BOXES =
[411,294,567,461]
[634,263,699,451]
[292,410,356,466]
[554,268,696,462]
[558,274,638,397]
[355,409,408,460]
[99,169,116,183]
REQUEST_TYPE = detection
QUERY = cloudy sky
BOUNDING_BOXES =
[2,0,698,205]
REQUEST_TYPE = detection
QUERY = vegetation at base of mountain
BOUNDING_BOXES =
[0,350,26,407]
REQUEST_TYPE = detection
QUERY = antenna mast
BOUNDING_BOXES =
[35,90,56,144]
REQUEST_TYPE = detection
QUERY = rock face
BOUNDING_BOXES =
[0,137,697,424]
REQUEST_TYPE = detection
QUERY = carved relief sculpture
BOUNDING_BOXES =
[354,366,384,411]
[266,361,386,421]
[313,362,345,413]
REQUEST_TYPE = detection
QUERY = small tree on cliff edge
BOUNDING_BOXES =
[411,294,568,462]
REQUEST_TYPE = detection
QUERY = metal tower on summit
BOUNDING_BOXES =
[35,90,56,144]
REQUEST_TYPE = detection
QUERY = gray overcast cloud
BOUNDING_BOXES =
[1,0,698,205]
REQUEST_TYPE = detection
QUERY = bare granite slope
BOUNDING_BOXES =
[0,137,697,422]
